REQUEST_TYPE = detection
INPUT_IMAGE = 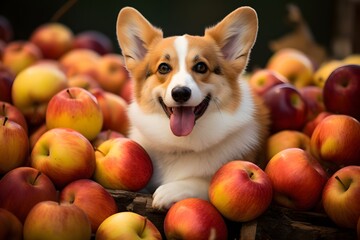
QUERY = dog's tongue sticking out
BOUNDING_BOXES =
[170,107,195,136]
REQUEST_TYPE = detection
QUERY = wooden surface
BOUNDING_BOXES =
[108,189,357,240]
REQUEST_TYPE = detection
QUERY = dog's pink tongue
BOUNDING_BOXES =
[170,107,195,136]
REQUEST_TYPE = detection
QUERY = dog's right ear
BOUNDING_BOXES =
[116,7,163,70]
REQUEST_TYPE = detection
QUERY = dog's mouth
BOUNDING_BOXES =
[158,95,211,137]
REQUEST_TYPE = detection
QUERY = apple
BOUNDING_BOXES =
[313,60,344,88]
[60,179,118,233]
[59,48,100,77]
[0,101,28,133]
[91,129,124,148]
[164,198,227,240]
[262,83,308,132]
[299,85,325,121]
[46,87,103,141]
[11,64,68,127]
[118,78,134,104]
[94,138,153,191]
[0,15,13,42]
[266,130,311,161]
[310,114,360,170]
[264,148,328,211]
[322,166,360,229]
[0,167,57,223]
[68,73,100,90]
[266,48,315,88]
[91,88,129,136]
[248,68,288,96]
[209,160,272,222]
[0,208,23,240]
[23,201,91,240]
[2,40,42,75]
[302,111,333,137]
[72,30,113,55]
[323,64,360,121]
[343,54,360,65]
[31,128,96,189]
[30,22,74,59]
[29,124,47,150]
[96,211,162,240]
[0,116,29,174]
[94,54,130,94]
[0,63,15,103]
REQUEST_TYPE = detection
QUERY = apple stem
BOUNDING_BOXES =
[94,147,106,156]
[32,171,42,185]
[335,175,349,191]
[141,217,148,235]
[2,116,8,126]
[66,89,74,99]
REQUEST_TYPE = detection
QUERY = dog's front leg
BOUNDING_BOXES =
[152,177,210,210]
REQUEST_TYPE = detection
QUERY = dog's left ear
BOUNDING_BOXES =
[205,7,258,70]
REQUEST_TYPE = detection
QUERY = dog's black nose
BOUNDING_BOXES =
[171,86,191,103]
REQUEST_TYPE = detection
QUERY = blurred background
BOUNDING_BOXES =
[0,0,358,70]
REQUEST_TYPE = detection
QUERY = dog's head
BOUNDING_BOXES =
[116,7,258,137]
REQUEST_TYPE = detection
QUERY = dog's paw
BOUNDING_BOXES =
[152,179,209,210]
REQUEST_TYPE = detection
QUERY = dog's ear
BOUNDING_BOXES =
[116,7,163,69]
[205,7,258,71]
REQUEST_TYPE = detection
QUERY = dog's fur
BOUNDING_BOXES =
[116,6,269,210]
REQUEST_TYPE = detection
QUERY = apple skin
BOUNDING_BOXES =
[266,48,314,88]
[91,88,130,136]
[2,40,43,75]
[11,64,68,127]
[266,130,311,161]
[0,116,29,174]
[46,87,103,141]
[0,63,15,103]
[96,211,162,240]
[310,114,360,169]
[265,148,328,211]
[0,101,28,133]
[263,83,308,133]
[94,138,153,191]
[29,124,47,150]
[323,64,360,121]
[0,208,23,240]
[30,22,74,59]
[91,129,124,148]
[313,60,344,88]
[31,128,96,189]
[59,48,100,77]
[249,68,288,96]
[302,111,333,137]
[322,166,360,229]
[60,179,118,233]
[164,198,227,240]
[209,160,272,222]
[73,30,113,55]
[68,73,101,91]
[0,167,57,223]
[23,201,91,240]
[299,85,325,121]
[118,78,134,104]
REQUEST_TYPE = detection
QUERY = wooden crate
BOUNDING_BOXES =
[108,190,357,240]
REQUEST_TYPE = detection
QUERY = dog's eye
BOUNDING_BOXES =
[192,62,208,74]
[158,63,172,74]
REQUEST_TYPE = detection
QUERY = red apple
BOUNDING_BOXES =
[0,167,57,223]
[265,148,328,211]
[96,211,162,240]
[91,88,130,136]
[302,111,333,137]
[91,129,124,148]
[73,30,113,55]
[323,64,360,121]
[0,116,29,174]
[2,40,42,75]
[322,166,360,229]
[249,68,288,96]
[60,179,118,233]
[164,198,227,240]
[0,208,23,240]
[0,15,13,42]
[46,87,103,141]
[0,63,15,103]
[118,78,134,104]
[23,201,91,240]
[31,128,96,189]
[94,138,153,191]
[68,73,101,90]
[299,85,325,121]
[30,22,74,59]
[29,124,47,150]
[209,160,272,222]
[0,101,28,133]
[59,48,100,77]
[310,114,360,170]
[263,83,308,132]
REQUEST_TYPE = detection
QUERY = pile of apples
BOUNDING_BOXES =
[1,14,360,239]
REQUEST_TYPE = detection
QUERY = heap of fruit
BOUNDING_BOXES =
[1,15,360,240]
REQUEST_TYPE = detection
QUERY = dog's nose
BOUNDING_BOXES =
[171,86,191,103]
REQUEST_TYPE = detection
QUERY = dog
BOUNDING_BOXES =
[116,6,269,210]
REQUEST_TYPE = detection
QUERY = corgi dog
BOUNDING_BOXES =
[116,6,269,210]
